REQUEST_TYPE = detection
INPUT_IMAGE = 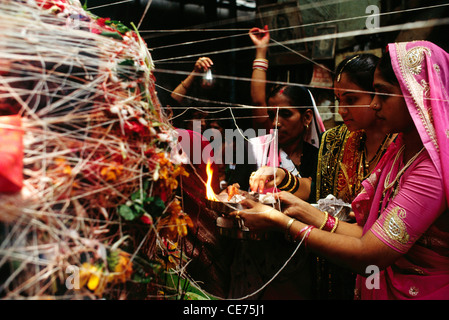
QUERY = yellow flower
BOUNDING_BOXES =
[79,263,102,291]
[100,163,123,182]
[54,157,72,175]
[112,251,133,283]
[87,272,101,291]
[176,214,194,237]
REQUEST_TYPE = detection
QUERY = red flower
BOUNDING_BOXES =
[95,18,109,27]
[140,213,153,225]
[36,0,67,12]
[90,18,116,35]
[124,121,148,136]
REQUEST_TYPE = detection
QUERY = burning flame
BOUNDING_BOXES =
[206,160,218,201]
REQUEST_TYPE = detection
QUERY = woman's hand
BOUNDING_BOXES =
[249,26,270,49]
[229,199,286,232]
[249,166,286,193]
[193,57,213,73]
[275,191,313,222]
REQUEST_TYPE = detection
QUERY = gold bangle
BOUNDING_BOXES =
[319,211,329,230]
[285,218,295,241]
[279,171,292,190]
[286,175,298,193]
[330,217,339,233]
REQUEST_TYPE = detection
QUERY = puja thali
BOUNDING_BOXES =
[206,190,280,241]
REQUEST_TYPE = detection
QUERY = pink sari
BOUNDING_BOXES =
[352,41,449,299]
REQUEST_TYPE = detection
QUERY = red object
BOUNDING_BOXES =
[0,115,23,193]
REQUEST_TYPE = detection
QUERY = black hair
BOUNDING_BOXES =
[335,53,380,92]
[267,84,313,113]
[377,50,399,85]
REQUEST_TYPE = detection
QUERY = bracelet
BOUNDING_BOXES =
[293,225,310,242]
[278,169,297,192]
[288,176,300,194]
[285,175,298,193]
[181,81,188,89]
[280,171,300,194]
[330,217,339,233]
[319,211,329,230]
[304,226,315,249]
[278,169,292,190]
[285,175,296,192]
[253,58,268,71]
[277,168,290,189]
[323,215,337,232]
[285,218,295,242]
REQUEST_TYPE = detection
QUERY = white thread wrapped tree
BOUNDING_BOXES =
[0,0,205,300]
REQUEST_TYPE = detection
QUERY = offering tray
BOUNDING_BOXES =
[206,191,280,241]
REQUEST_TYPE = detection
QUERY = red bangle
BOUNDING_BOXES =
[294,225,310,242]
[294,225,314,245]
[323,215,336,232]
[304,226,315,249]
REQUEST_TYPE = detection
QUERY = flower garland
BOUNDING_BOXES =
[0,0,205,300]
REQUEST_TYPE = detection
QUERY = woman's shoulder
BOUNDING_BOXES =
[319,124,351,155]
[321,124,351,144]
[407,147,440,177]
[323,123,348,136]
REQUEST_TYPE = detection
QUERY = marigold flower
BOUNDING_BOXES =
[100,163,123,182]
[112,251,133,283]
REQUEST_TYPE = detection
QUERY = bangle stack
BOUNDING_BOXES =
[319,211,339,233]
[253,58,268,71]
[293,225,315,247]
[277,168,300,194]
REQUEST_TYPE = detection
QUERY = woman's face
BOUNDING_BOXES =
[267,93,311,146]
[334,72,378,132]
[370,67,414,134]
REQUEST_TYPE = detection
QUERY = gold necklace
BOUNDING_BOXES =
[358,134,392,183]
[383,145,425,198]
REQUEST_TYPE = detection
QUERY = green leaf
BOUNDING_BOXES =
[132,203,144,214]
[184,292,210,300]
[132,273,153,284]
[131,190,142,201]
[118,59,135,66]
[164,273,214,300]
[147,196,165,217]
[119,205,136,221]
[100,31,123,40]
[107,250,120,271]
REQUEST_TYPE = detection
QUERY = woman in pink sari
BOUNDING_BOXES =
[230,41,449,299]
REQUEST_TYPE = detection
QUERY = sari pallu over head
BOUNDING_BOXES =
[352,41,449,299]
[392,41,449,205]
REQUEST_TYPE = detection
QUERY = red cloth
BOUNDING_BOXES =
[0,115,23,193]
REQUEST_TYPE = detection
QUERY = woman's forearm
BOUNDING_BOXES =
[285,200,364,238]
[282,217,396,274]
